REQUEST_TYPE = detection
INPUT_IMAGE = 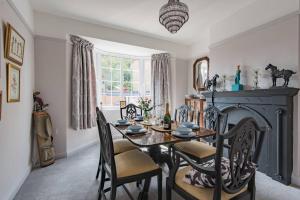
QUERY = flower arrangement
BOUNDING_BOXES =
[138,97,153,120]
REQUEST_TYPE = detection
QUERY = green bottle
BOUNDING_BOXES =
[163,103,171,130]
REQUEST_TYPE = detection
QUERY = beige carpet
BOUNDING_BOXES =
[15,143,300,200]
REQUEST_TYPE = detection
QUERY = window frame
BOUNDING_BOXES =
[95,50,151,110]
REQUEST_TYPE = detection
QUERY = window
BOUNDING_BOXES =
[95,52,151,108]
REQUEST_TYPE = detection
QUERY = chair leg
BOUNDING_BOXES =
[138,178,151,200]
[96,155,101,180]
[136,179,142,189]
[110,184,117,200]
[166,178,172,200]
[249,175,256,200]
[98,165,106,195]
[158,172,162,200]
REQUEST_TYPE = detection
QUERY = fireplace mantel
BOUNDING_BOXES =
[203,88,299,185]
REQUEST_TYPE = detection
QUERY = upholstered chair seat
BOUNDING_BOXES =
[113,139,138,155]
[175,166,247,200]
[174,141,216,160]
[115,149,159,178]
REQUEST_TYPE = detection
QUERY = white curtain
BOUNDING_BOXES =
[71,35,97,130]
[151,53,171,117]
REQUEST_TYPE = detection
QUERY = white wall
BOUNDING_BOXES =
[34,36,68,158]
[0,0,35,199]
[171,58,189,110]
[209,15,299,90]
[34,37,99,157]
[189,14,300,185]
[210,0,299,46]
[7,0,34,32]
[33,11,190,60]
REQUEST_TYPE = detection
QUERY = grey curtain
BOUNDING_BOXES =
[71,35,97,130]
[151,53,171,117]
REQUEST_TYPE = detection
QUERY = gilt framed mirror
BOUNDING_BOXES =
[193,56,209,93]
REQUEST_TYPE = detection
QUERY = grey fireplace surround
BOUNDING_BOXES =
[203,88,299,185]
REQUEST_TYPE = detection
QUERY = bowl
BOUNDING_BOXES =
[128,125,143,132]
[136,115,143,120]
[181,122,194,128]
[176,127,192,135]
[117,119,128,124]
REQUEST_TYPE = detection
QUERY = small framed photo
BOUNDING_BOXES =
[5,23,25,66]
[7,63,20,103]
[0,91,2,120]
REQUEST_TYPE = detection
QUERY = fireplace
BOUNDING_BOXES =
[203,88,299,185]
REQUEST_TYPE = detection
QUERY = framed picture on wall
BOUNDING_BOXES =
[7,63,20,102]
[0,25,2,78]
[0,91,2,120]
[5,23,25,66]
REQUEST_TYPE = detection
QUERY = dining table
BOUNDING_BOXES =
[111,121,215,170]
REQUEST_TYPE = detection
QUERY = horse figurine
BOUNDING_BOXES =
[204,74,219,91]
[265,64,296,87]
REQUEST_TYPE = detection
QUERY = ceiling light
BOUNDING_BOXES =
[159,0,189,34]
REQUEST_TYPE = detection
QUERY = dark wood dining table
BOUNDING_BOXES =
[112,122,215,169]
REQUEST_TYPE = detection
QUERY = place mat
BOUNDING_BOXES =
[126,128,148,136]
[140,121,152,126]
[151,124,177,132]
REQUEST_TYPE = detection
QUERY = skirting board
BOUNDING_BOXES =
[9,166,31,200]
[292,175,300,187]
[67,140,99,157]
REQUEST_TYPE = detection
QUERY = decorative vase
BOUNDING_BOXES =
[143,110,150,122]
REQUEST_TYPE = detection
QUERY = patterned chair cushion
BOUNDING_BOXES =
[183,157,256,188]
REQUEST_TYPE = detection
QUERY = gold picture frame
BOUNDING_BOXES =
[7,63,20,103]
[0,91,2,120]
[5,23,25,66]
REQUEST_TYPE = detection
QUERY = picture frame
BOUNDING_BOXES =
[5,23,25,66]
[0,91,2,120]
[7,63,20,103]
[0,25,2,78]
[193,56,209,92]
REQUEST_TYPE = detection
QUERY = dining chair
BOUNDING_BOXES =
[95,107,138,180]
[96,108,162,200]
[167,117,265,200]
[120,103,142,120]
[173,105,228,163]
[174,105,194,124]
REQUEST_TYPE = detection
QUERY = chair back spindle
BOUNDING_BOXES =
[216,117,265,195]
[120,103,142,120]
[96,107,116,174]
[204,105,228,134]
[174,105,194,123]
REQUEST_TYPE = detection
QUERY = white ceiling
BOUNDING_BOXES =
[29,0,258,45]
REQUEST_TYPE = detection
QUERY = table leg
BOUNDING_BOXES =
[148,145,173,170]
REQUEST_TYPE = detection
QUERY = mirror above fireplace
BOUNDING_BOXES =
[193,56,209,93]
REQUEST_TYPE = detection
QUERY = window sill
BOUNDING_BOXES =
[101,107,120,111]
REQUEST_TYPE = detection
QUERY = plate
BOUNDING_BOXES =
[128,125,143,132]
[114,122,130,126]
[126,128,147,135]
[190,124,200,130]
[181,122,200,130]
[181,122,194,128]
[176,127,192,135]
[172,132,196,138]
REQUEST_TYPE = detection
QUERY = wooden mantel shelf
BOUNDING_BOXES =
[202,88,299,98]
